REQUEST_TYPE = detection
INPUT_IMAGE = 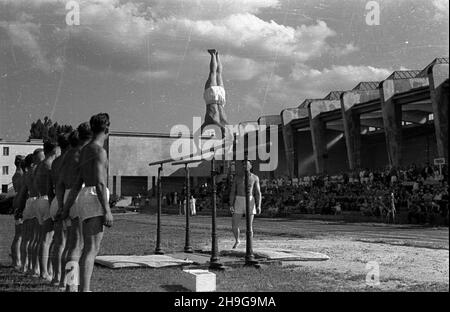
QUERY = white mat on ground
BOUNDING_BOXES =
[95,255,194,269]
[220,248,330,261]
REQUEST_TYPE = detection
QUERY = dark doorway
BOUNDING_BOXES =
[121,176,148,196]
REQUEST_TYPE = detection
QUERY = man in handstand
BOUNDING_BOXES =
[201,49,232,141]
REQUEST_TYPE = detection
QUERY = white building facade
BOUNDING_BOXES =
[0,140,42,195]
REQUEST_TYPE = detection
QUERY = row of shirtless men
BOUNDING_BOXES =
[10,113,113,292]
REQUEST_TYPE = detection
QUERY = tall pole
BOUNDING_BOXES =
[244,136,259,267]
[154,165,164,254]
[184,164,193,253]
[209,157,225,270]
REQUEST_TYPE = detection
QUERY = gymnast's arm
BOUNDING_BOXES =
[55,167,66,219]
[61,172,83,220]
[47,166,55,203]
[14,177,28,218]
[254,175,262,214]
[94,148,113,227]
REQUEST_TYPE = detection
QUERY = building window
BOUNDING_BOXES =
[2,166,8,175]
[1,184,7,193]
[2,147,9,156]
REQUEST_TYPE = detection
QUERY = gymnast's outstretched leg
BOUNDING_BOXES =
[216,50,223,88]
[205,49,218,89]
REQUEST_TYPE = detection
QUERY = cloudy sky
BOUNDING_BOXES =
[0,0,448,140]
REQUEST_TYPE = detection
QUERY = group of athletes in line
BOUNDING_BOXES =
[10,113,113,292]
[8,50,263,291]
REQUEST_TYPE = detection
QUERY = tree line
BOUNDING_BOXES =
[28,116,73,142]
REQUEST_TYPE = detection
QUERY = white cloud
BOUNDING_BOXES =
[0,21,64,73]
[219,55,272,81]
[156,14,337,62]
[291,64,391,84]
[0,0,356,79]
[288,64,391,99]
[432,0,449,21]
[147,0,280,20]
[328,43,359,57]
[236,64,391,114]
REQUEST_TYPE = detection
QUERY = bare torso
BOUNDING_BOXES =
[51,155,65,190]
[234,173,258,197]
[80,142,108,187]
[61,147,82,189]
[25,167,39,197]
[34,159,53,196]
[12,171,24,193]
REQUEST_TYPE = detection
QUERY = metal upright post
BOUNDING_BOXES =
[184,164,193,253]
[209,157,225,270]
[155,165,164,254]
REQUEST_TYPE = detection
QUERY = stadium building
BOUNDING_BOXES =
[1,58,448,199]
[103,57,449,197]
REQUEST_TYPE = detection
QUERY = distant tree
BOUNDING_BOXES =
[28,116,73,142]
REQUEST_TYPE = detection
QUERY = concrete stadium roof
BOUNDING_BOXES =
[298,99,321,108]
[323,91,346,101]
[352,81,380,91]
[386,70,421,80]
[266,57,443,140]
[417,57,449,78]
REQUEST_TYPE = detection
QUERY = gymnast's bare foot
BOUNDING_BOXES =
[232,240,240,249]
[208,49,216,54]
[41,273,53,282]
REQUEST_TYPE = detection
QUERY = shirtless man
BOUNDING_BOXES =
[48,133,71,286]
[63,113,113,292]
[29,149,45,276]
[200,49,232,142]
[56,125,92,291]
[16,149,44,275]
[11,155,25,269]
[33,140,60,281]
[229,161,262,249]
[15,154,34,273]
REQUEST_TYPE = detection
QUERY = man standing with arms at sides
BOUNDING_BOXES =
[57,123,93,291]
[55,130,80,288]
[33,140,60,281]
[229,161,262,249]
[15,154,34,273]
[11,155,25,269]
[29,149,45,276]
[63,113,113,292]
[48,133,71,286]
[16,149,44,275]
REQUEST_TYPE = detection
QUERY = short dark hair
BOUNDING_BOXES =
[33,148,43,156]
[57,133,71,150]
[24,154,34,168]
[14,155,25,168]
[43,140,57,156]
[68,130,80,147]
[90,113,110,134]
[77,122,93,141]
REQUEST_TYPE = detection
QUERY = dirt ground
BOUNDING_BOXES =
[0,214,448,292]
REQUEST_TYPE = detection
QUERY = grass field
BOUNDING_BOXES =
[0,213,448,292]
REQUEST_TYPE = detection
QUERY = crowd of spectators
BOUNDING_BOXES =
[260,163,448,225]
[153,163,448,225]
